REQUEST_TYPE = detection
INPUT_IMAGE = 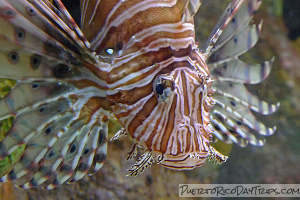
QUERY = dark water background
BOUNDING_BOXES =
[1,0,299,199]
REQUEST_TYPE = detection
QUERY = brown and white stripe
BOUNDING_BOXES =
[80,0,212,169]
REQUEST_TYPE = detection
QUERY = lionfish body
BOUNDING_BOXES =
[0,0,278,188]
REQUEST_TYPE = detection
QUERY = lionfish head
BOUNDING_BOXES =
[108,59,219,170]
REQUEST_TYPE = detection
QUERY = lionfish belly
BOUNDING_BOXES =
[0,0,278,188]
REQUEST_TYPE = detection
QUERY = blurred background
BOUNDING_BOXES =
[0,0,300,199]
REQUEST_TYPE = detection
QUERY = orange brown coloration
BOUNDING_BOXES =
[0,0,279,188]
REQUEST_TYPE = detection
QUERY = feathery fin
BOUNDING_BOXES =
[202,0,279,146]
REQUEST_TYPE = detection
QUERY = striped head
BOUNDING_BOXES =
[107,51,216,169]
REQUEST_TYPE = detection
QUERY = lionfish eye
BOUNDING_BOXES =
[98,43,123,63]
[155,84,164,95]
[153,75,174,101]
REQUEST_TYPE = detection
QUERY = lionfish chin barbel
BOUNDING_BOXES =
[0,0,278,189]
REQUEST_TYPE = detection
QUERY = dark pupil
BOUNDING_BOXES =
[155,84,165,95]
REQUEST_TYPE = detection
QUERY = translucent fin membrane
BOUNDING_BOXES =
[0,0,110,188]
[201,0,279,146]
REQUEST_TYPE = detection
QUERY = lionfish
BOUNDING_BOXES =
[0,0,278,189]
